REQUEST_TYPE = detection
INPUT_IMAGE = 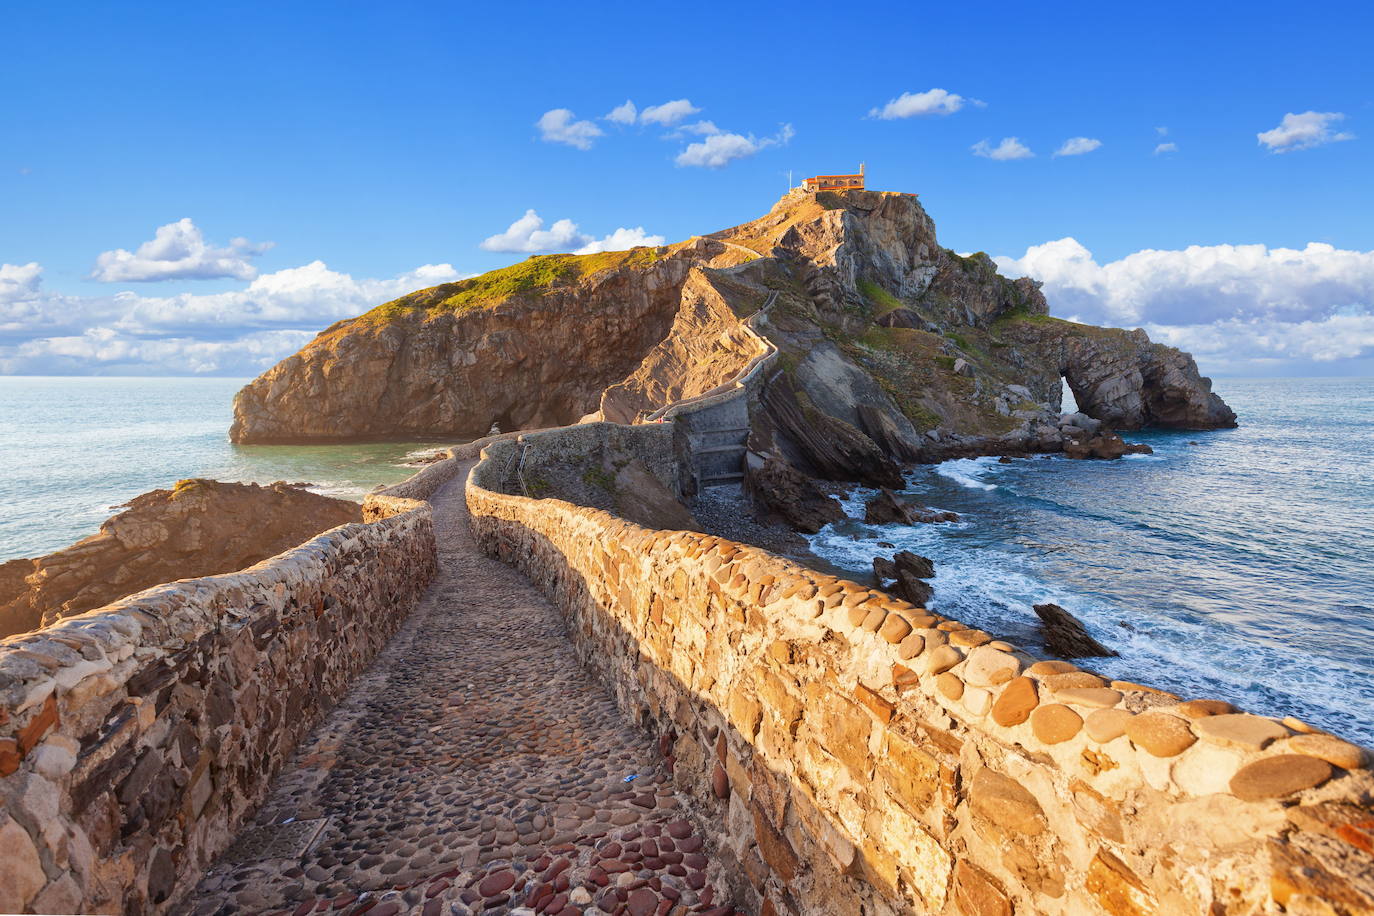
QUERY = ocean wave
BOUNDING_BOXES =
[934,457,1001,491]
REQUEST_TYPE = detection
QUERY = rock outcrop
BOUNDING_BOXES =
[1062,430,1154,460]
[743,456,844,534]
[232,188,1236,472]
[864,489,960,525]
[1033,602,1119,658]
[0,480,360,637]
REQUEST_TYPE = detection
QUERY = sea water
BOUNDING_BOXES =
[808,377,1374,744]
[3,375,1371,742]
[0,377,443,560]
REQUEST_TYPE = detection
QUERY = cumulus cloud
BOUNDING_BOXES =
[574,227,665,254]
[0,258,467,375]
[1154,142,1178,155]
[604,100,637,124]
[89,219,273,282]
[639,99,700,126]
[536,108,604,150]
[1053,137,1102,157]
[992,237,1374,370]
[868,88,978,119]
[1,328,317,376]
[479,210,663,255]
[675,124,794,168]
[0,262,43,304]
[972,137,1033,160]
[1257,111,1355,153]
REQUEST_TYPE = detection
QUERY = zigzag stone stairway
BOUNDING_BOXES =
[183,464,735,916]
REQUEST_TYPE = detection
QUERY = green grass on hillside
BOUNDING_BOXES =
[362,247,662,323]
[857,279,904,316]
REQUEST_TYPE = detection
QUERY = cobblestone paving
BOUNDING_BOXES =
[186,466,736,916]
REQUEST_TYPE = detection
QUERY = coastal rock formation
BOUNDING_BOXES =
[0,479,360,637]
[232,188,1236,472]
[1033,602,1118,658]
[1063,430,1154,460]
[744,456,844,534]
[864,488,960,525]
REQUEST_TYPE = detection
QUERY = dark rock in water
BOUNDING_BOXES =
[1063,430,1153,460]
[893,571,933,608]
[744,456,844,534]
[865,489,960,525]
[998,456,1014,464]
[1033,602,1118,658]
[873,556,897,581]
[877,540,895,549]
[893,550,935,580]
[865,489,911,525]
[874,550,935,585]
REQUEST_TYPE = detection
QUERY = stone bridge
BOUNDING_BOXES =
[0,422,1370,915]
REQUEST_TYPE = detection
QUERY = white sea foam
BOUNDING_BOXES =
[934,457,1000,491]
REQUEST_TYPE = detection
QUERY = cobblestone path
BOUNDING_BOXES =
[186,466,735,916]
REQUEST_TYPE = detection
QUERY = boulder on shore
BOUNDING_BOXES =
[744,456,844,534]
[1033,602,1118,658]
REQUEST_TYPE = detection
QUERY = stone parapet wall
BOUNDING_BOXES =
[0,490,441,915]
[467,449,1374,915]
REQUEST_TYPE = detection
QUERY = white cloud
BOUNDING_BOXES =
[536,108,604,150]
[574,227,665,254]
[1053,137,1102,157]
[1146,313,1374,370]
[994,237,1374,327]
[479,210,663,255]
[1156,126,1169,136]
[2,328,317,376]
[0,258,467,373]
[1154,142,1178,155]
[0,262,43,305]
[480,210,588,253]
[675,124,794,168]
[639,99,700,126]
[605,100,637,124]
[972,137,1033,160]
[89,218,273,282]
[675,120,721,136]
[868,88,977,119]
[995,237,1374,373]
[1257,111,1355,153]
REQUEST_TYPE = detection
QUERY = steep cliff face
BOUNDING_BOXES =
[231,188,1235,467]
[0,480,360,637]
[231,251,706,442]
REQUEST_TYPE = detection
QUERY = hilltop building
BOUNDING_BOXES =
[801,163,865,192]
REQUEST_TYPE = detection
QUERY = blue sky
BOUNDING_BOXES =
[3,0,1372,376]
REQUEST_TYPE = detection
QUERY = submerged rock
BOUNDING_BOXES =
[1033,602,1118,658]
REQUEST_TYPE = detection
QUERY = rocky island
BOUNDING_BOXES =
[230,190,1235,486]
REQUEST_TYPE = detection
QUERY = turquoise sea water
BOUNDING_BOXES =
[808,378,1374,744]
[0,377,444,560]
